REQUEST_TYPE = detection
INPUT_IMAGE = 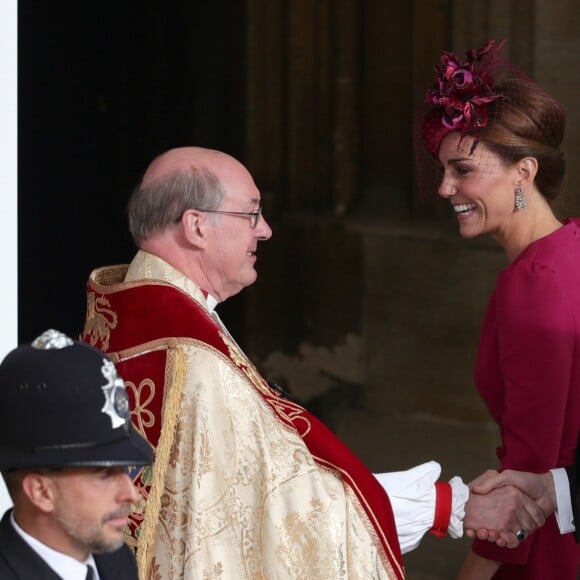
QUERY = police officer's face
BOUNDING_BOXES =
[49,466,140,559]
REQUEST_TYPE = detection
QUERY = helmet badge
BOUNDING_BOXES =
[31,328,74,350]
[100,359,130,429]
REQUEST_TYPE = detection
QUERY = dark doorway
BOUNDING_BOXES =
[18,0,241,341]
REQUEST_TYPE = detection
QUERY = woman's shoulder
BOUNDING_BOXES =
[495,220,580,311]
[510,219,580,273]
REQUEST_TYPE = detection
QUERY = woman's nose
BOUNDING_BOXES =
[438,175,456,198]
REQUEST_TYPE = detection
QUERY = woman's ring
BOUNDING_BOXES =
[516,527,528,542]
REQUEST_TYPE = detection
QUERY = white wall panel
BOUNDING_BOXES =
[0,0,17,513]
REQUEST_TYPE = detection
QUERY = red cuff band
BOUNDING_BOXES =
[430,481,452,538]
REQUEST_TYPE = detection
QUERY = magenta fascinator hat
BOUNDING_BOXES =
[415,39,565,201]
[421,40,504,157]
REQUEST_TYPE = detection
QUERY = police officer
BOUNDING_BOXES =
[0,329,153,579]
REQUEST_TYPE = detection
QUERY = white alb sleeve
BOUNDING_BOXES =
[374,461,469,554]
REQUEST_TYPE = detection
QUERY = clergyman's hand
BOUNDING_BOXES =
[463,476,546,548]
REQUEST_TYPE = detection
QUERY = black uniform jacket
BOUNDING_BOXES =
[567,441,580,543]
[0,509,138,579]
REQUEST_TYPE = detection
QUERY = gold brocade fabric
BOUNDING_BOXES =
[109,252,402,579]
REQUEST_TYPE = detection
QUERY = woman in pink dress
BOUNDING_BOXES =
[418,40,580,579]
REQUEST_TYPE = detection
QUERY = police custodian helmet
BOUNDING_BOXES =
[0,329,153,470]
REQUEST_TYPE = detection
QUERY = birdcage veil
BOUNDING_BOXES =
[414,39,566,203]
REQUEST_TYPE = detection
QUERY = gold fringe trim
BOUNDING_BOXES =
[136,346,186,579]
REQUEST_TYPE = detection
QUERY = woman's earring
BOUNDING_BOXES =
[514,186,527,210]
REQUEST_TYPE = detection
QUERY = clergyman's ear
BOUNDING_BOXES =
[180,209,208,247]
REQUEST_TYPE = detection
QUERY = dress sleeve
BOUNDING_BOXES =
[473,260,574,564]
[496,261,573,472]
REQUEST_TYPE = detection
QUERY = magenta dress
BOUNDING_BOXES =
[471,219,580,579]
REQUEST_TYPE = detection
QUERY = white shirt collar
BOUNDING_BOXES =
[205,293,219,313]
[10,511,100,580]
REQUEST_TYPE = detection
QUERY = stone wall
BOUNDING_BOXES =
[242,216,506,578]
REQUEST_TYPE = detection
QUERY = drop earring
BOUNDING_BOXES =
[514,186,527,210]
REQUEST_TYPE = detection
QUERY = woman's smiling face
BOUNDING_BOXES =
[438,132,519,240]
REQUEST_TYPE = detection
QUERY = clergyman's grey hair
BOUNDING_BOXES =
[127,167,226,245]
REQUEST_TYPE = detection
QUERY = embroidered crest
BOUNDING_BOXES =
[85,292,118,351]
[100,358,130,429]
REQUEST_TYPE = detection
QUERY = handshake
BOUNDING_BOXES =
[464,469,559,548]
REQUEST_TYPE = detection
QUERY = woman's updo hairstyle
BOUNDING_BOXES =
[479,77,565,200]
